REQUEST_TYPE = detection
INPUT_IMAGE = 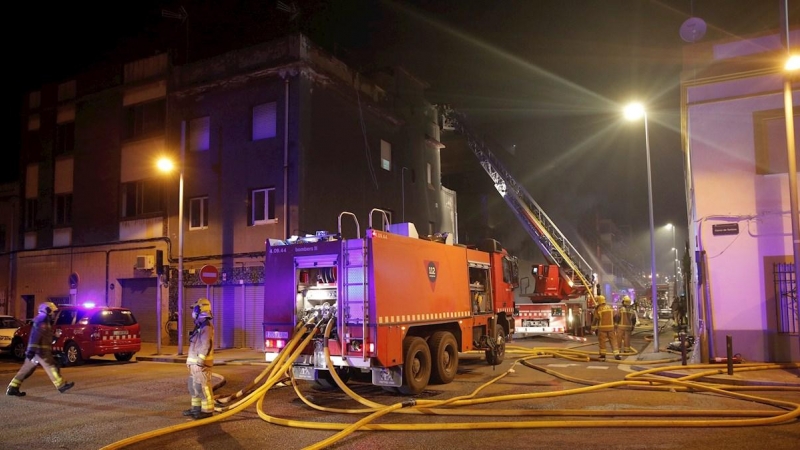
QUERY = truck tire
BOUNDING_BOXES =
[429,331,458,384]
[485,325,506,366]
[398,336,431,395]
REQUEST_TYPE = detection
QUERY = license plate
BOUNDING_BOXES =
[113,330,129,336]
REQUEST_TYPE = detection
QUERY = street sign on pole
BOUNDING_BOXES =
[199,265,219,285]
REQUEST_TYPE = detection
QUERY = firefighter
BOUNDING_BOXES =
[614,295,637,353]
[591,295,619,361]
[183,298,215,420]
[6,302,74,396]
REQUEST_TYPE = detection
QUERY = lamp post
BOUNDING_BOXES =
[784,54,800,340]
[625,102,659,353]
[667,223,677,299]
[156,121,186,355]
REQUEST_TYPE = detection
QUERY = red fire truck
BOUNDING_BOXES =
[263,210,519,395]
[514,264,591,340]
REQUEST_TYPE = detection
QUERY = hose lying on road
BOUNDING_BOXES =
[100,319,800,450]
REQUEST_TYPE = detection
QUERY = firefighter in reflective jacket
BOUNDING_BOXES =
[591,295,619,361]
[183,298,215,420]
[614,295,638,354]
[6,302,74,396]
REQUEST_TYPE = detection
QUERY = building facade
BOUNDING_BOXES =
[10,33,450,349]
[683,29,800,362]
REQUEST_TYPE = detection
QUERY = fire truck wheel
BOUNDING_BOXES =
[114,352,134,362]
[398,336,431,395]
[429,331,458,385]
[485,325,506,366]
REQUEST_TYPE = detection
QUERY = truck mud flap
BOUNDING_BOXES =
[372,366,402,387]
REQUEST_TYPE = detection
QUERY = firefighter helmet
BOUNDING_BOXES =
[192,298,212,320]
[622,295,632,306]
[595,295,606,305]
[38,301,58,316]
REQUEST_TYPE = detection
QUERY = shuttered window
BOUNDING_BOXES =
[252,102,277,141]
[189,116,210,152]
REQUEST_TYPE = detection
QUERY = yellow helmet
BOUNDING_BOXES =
[595,295,606,305]
[622,295,632,306]
[192,298,212,320]
[38,301,58,316]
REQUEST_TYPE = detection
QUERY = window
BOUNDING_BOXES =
[55,309,77,326]
[252,102,277,141]
[427,163,433,187]
[190,196,209,230]
[250,188,276,225]
[89,309,136,326]
[773,262,798,334]
[121,180,163,218]
[381,140,392,171]
[754,110,800,175]
[55,122,75,156]
[189,116,210,152]
[124,98,166,140]
[54,194,73,226]
[25,199,38,229]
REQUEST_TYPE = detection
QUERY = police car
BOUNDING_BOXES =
[11,303,141,366]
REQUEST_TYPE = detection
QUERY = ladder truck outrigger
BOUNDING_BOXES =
[438,106,598,341]
[263,209,519,395]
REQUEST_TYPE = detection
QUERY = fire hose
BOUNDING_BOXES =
[101,319,800,450]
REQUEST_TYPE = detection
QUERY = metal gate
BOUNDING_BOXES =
[186,283,264,349]
[773,263,799,334]
[120,278,158,342]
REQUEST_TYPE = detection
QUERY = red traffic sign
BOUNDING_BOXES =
[199,265,219,285]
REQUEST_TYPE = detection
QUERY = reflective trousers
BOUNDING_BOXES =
[9,354,66,391]
[188,364,214,414]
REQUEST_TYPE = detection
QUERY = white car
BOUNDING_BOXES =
[0,315,25,353]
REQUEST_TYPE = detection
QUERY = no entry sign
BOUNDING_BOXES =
[199,265,219,285]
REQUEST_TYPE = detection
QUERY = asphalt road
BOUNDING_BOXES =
[1,328,799,450]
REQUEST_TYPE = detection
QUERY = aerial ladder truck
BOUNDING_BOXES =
[439,106,598,339]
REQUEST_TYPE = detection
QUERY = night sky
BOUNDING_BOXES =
[7,0,798,271]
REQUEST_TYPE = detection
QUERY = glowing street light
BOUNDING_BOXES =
[625,102,659,353]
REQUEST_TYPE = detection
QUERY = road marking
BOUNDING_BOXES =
[547,364,578,368]
[587,366,610,370]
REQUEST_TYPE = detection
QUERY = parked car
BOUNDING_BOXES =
[11,303,141,365]
[0,315,26,354]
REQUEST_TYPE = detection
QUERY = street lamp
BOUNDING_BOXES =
[783,54,800,342]
[156,121,186,355]
[667,223,677,299]
[625,102,659,353]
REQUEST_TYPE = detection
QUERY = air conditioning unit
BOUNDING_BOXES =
[135,255,155,270]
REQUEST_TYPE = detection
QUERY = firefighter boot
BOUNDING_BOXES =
[58,382,75,393]
[6,386,26,397]
[183,406,201,417]
[192,411,214,420]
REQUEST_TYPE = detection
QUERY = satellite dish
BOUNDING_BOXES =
[680,17,707,43]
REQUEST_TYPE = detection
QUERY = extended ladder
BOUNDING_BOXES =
[440,106,595,299]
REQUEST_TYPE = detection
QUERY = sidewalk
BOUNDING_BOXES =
[135,342,267,366]
[630,318,800,387]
